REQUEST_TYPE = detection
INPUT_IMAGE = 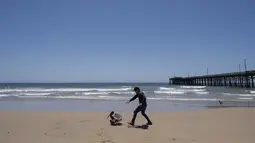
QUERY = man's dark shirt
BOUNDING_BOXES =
[129,92,147,106]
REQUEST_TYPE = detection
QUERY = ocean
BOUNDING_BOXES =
[0,83,255,112]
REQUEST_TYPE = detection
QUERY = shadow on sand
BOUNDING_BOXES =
[110,123,123,126]
[128,124,149,130]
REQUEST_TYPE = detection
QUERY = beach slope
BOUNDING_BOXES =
[0,108,255,143]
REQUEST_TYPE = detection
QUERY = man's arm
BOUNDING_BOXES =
[128,94,138,103]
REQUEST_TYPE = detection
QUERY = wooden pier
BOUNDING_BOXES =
[169,70,255,88]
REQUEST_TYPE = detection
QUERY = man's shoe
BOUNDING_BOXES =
[127,122,134,126]
[146,122,152,125]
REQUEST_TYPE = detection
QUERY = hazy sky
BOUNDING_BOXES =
[0,0,254,82]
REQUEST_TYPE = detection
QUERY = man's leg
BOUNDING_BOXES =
[141,107,152,125]
[130,106,142,125]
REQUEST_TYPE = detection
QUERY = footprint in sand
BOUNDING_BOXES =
[78,119,90,123]
[56,120,64,126]
[170,137,197,142]
[97,128,115,143]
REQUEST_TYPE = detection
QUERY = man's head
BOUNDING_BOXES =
[133,87,140,94]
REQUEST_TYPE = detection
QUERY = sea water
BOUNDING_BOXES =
[0,83,254,112]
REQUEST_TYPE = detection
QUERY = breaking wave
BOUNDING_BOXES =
[180,86,206,89]
[159,87,175,91]
[238,97,253,100]
[82,92,108,95]
[0,87,132,93]
[222,93,255,97]
[195,92,209,95]
[249,91,255,94]
[21,93,52,96]
[154,91,185,95]
[0,85,252,102]
[239,94,255,97]
[155,87,208,95]
[0,94,9,97]
[148,97,218,101]
[80,91,134,95]
[6,94,218,101]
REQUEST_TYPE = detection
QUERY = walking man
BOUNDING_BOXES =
[126,87,152,126]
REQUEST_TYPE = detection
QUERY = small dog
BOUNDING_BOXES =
[107,111,123,126]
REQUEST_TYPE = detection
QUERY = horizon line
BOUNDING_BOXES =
[0,82,169,84]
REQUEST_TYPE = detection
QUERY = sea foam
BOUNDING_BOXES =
[154,91,185,95]
[238,97,253,100]
[181,86,206,89]
[0,87,132,93]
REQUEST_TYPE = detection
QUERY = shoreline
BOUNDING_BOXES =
[1,108,255,143]
[1,98,255,113]
[0,98,211,112]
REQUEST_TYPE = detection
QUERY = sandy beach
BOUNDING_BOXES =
[0,108,255,143]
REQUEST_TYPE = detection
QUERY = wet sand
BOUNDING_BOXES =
[0,108,255,143]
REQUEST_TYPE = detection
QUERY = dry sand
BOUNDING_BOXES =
[0,108,255,143]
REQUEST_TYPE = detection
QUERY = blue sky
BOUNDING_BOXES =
[0,0,254,83]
